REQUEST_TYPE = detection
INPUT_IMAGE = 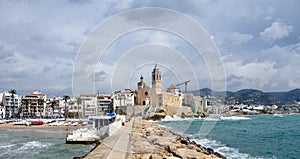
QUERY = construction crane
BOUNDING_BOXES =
[176,80,190,93]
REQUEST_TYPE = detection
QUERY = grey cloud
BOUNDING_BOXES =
[1,0,300,94]
[94,71,108,82]
[0,45,14,61]
[260,21,293,43]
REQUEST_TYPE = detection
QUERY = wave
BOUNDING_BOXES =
[192,137,268,159]
[162,115,195,121]
[16,141,53,154]
[203,117,221,121]
[0,144,15,149]
[219,116,251,121]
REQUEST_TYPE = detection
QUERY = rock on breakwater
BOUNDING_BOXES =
[129,118,225,159]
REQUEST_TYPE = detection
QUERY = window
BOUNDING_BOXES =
[145,92,148,96]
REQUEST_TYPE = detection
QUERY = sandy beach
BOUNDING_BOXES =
[0,123,92,130]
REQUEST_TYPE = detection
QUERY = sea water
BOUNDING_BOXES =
[0,128,94,159]
[157,114,300,159]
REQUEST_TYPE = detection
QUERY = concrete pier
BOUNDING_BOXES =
[84,118,133,159]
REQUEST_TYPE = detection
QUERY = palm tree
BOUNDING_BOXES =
[9,89,17,118]
[22,99,30,118]
[0,102,4,119]
[50,100,57,118]
[63,95,70,120]
[76,97,82,118]
[38,98,45,118]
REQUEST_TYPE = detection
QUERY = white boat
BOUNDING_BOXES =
[49,121,64,126]
[66,128,101,144]
[71,122,79,126]
[63,122,72,126]
[12,120,31,126]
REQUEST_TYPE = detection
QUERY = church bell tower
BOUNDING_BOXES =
[152,64,162,94]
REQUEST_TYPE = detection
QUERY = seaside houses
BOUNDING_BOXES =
[79,94,113,118]
[113,89,135,114]
[97,94,112,115]
[1,91,19,119]
[21,90,47,118]
[183,93,207,114]
[80,94,97,118]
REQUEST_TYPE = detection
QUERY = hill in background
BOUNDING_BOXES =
[189,88,300,106]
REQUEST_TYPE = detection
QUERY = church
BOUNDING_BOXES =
[136,64,182,107]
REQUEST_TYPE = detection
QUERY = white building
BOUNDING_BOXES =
[97,94,112,114]
[21,90,47,118]
[113,89,135,111]
[80,94,97,118]
[183,93,207,114]
[2,91,19,119]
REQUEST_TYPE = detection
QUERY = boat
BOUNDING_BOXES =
[63,121,72,126]
[49,121,64,126]
[71,122,79,126]
[66,128,101,144]
[12,120,31,126]
[31,120,43,125]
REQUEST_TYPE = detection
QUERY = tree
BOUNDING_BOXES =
[38,98,45,118]
[22,99,31,118]
[63,95,70,120]
[9,89,17,118]
[50,100,57,118]
[76,97,82,118]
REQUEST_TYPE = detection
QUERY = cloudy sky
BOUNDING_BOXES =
[1,0,300,96]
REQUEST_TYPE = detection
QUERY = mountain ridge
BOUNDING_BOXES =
[189,88,300,105]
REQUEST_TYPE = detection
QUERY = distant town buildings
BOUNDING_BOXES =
[3,65,299,119]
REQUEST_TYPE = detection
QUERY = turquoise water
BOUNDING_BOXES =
[157,114,300,159]
[0,128,94,159]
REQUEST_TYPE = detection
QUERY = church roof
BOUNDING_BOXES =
[168,84,177,89]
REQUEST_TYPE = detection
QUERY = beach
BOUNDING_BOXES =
[0,123,92,130]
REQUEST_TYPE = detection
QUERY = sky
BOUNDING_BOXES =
[1,0,300,97]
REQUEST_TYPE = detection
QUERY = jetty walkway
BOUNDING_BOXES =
[84,118,133,159]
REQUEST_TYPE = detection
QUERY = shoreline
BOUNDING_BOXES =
[0,123,92,130]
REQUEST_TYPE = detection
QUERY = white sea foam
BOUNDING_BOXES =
[17,141,53,154]
[203,117,220,121]
[193,138,267,159]
[220,116,251,121]
[162,115,194,121]
[0,144,15,149]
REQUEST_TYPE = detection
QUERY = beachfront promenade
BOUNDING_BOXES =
[84,118,133,159]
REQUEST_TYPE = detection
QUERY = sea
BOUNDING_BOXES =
[0,115,299,159]
[0,128,94,159]
[156,114,300,159]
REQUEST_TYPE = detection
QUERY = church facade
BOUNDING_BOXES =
[136,64,182,107]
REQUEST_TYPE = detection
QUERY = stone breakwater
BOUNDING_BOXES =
[79,118,225,159]
[128,119,225,159]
